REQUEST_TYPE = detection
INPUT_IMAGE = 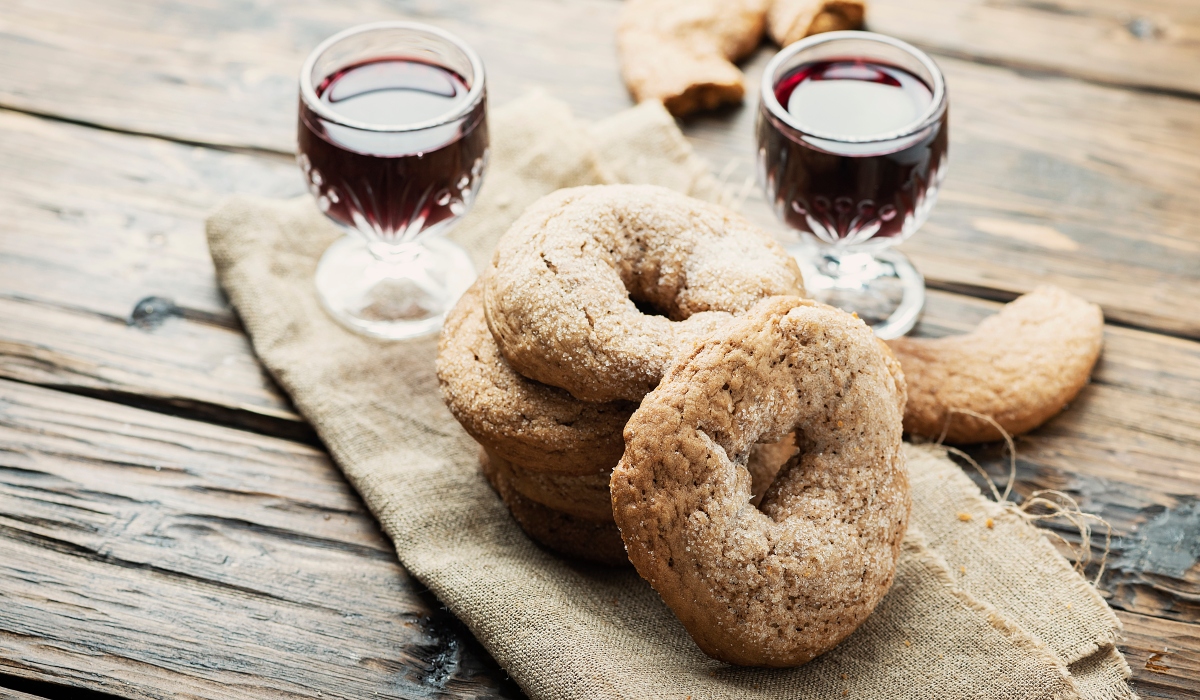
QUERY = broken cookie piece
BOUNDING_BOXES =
[768,0,866,47]
[617,0,866,117]
[617,0,770,117]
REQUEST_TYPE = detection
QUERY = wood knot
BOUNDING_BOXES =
[1126,17,1161,40]
[129,296,180,330]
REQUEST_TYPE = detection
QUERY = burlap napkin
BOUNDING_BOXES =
[206,93,1135,700]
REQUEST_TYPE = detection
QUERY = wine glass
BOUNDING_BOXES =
[298,22,488,340]
[757,31,948,339]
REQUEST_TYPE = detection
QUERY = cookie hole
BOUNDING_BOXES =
[631,296,669,318]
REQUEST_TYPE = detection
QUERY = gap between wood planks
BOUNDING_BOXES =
[0,672,123,700]
[923,280,1200,343]
[0,104,293,161]
[898,43,1200,103]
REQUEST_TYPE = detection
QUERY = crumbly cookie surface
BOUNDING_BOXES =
[483,185,805,403]
[618,0,769,116]
[889,285,1103,444]
[482,451,629,566]
[611,297,908,667]
[437,282,635,474]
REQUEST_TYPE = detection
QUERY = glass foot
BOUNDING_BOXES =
[791,245,925,339]
[315,234,475,340]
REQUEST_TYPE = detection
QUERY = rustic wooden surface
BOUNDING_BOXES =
[4,0,1200,342]
[0,0,1198,698]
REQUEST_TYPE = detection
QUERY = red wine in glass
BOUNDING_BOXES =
[759,58,947,245]
[298,22,488,340]
[298,57,488,243]
[757,31,948,338]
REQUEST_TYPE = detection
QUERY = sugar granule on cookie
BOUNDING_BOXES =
[438,281,635,475]
[888,285,1104,444]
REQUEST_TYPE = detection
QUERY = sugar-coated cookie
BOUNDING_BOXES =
[438,282,634,475]
[484,185,804,403]
[612,297,909,666]
[889,286,1103,444]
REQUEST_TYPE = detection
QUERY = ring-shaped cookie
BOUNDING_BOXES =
[611,297,909,667]
[438,282,635,475]
[484,185,805,403]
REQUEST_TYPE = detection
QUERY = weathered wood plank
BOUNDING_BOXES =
[0,379,516,700]
[1118,612,1200,698]
[4,0,1197,154]
[0,107,308,439]
[869,0,1200,97]
[1,379,1197,698]
[0,0,629,153]
[3,0,1199,340]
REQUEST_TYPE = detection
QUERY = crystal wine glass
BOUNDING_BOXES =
[298,22,488,340]
[757,31,948,338]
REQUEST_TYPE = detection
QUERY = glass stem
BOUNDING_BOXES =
[367,240,423,266]
[815,249,887,289]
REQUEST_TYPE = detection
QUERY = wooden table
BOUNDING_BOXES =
[0,0,1198,698]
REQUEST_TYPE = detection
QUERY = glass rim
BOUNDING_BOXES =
[760,30,946,145]
[299,21,486,134]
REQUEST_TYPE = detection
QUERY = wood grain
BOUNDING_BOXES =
[0,107,308,440]
[869,0,1200,97]
[0,0,628,153]
[2,0,1198,342]
[4,0,1198,153]
[1118,611,1200,698]
[1,379,1197,698]
[0,379,516,700]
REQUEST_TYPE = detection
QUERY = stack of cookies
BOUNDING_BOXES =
[438,184,1107,666]
[437,283,637,564]
[436,185,808,565]
[437,279,800,566]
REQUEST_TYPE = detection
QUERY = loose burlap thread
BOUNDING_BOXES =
[206,92,1135,700]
